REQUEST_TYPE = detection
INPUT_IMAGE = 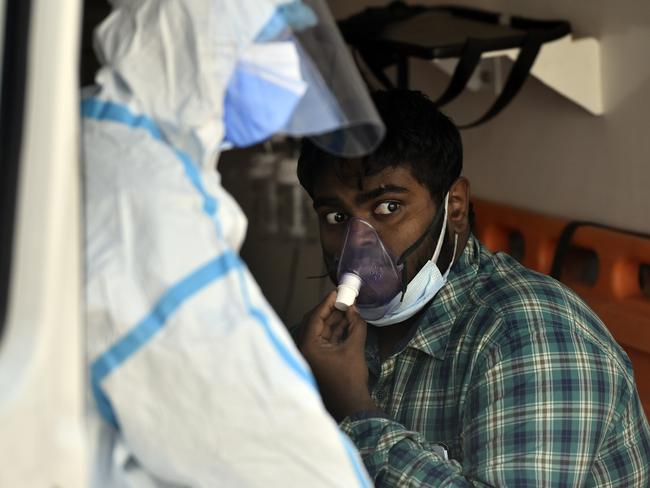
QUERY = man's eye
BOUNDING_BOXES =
[374,201,400,215]
[325,212,349,224]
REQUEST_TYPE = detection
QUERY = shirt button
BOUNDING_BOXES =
[375,389,385,400]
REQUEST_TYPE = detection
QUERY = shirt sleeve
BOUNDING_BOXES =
[340,322,647,487]
[462,324,644,487]
[340,414,489,487]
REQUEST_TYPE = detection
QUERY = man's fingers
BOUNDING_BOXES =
[330,317,348,343]
[324,307,345,329]
[303,291,338,343]
[324,308,348,343]
[344,307,367,350]
[315,290,338,320]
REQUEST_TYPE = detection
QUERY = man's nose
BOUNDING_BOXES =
[346,218,382,247]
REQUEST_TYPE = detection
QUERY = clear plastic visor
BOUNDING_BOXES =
[264,0,385,157]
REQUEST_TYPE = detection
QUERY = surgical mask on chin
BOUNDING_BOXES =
[333,193,457,327]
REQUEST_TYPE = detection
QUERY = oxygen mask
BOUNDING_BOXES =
[333,218,403,320]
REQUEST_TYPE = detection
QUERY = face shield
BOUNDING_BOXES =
[223,0,385,157]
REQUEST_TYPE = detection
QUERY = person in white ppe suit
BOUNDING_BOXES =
[82,0,383,486]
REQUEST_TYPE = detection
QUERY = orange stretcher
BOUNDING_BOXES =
[473,198,650,417]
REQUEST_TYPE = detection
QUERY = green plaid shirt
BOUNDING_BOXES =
[340,235,650,487]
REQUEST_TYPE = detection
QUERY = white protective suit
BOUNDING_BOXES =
[82,0,382,486]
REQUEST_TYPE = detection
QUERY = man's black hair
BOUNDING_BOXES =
[297,90,463,206]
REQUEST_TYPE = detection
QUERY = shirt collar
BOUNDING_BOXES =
[406,234,481,359]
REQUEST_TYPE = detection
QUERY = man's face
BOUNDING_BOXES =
[312,160,439,285]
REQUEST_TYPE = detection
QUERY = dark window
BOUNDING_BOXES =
[640,263,650,299]
[0,0,32,339]
[508,230,525,263]
[562,246,599,286]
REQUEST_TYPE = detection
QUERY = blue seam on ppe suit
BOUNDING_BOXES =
[91,251,242,427]
[82,97,368,488]
[255,0,318,42]
[234,266,313,386]
[340,432,372,488]
[82,97,314,415]
[81,99,223,239]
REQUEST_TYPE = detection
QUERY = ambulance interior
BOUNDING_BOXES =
[1,0,649,485]
[220,0,650,415]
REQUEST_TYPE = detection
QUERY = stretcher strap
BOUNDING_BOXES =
[550,221,594,280]
[344,3,571,127]
[456,29,545,128]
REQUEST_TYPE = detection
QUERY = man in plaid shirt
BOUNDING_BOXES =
[295,90,650,486]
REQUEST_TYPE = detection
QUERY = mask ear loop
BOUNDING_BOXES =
[431,194,449,265]
[443,233,459,279]
[435,195,459,278]
[395,192,450,301]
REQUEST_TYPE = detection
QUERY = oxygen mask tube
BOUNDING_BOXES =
[334,273,362,311]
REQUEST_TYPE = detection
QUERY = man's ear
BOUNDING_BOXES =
[447,177,470,236]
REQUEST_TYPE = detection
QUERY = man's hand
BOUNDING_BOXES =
[299,291,379,422]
